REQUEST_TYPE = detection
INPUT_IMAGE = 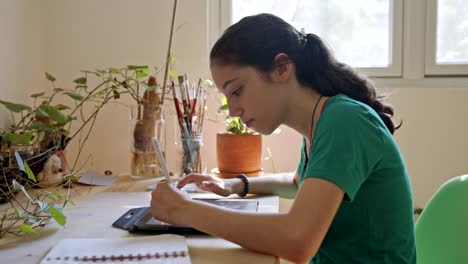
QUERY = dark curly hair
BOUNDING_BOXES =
[210,13,400,134]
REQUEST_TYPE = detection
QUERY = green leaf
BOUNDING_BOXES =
[14,151,25,172]
[74,85,87,89]
[54,104,71,111]
[53,88,65,92]
[12,179,22,190]
[38,105,68,124]
[81,70,100,77]
[169,70,177,79]
[30,92,45,98]
[18,210,40,223]
[217,104,228,113]
[20,224,36,234]
[217,96,228,113]
[136,68,149,78]
[4,132,33,144]
[109,68,120,74]
[35,106,49,118]
[0,100,32,113]
[45,72,56,82]
[169,56,176,64]
[203,79,214,87]
[49,204,66,226]
[142,82,157,92]
[73,77,87,85]
[29,123,56,131]
[63,91,83,101]
[127,65,148,70]
[12,179,34,203]
[24,161,36,182]
[37,201,49,212]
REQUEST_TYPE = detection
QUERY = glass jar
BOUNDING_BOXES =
[176,132,204,178]
[129,104,166,178]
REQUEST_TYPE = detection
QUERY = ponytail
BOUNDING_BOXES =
[296,33,400,134]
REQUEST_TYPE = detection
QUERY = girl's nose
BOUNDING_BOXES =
[228,105,243,118]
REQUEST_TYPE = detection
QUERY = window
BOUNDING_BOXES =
[425,0,468,75]
[223,0,403,77]
[213,0,468,80]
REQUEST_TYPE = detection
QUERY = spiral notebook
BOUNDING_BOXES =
[40,234,191,263]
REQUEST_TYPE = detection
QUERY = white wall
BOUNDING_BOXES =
[2,0,468,209]
[0,0,46,130]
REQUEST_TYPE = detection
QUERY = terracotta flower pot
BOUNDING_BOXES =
[216,133,262,178]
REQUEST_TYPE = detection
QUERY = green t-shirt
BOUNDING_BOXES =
[297,94,416,264]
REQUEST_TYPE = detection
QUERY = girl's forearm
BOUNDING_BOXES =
[179,200,302,262]
[230,172,297,199]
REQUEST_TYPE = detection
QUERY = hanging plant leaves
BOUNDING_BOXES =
[38,105,68,125]
[4,132,33,145]
[54,104,70,111]
[45,72,56,82]
[63,91,83,101]
[49,203,66,226]
[136,68,149,78]
[30,92,45,98]
[73,77,87,85]
[28,123,56,131]
[24,162,37,182]
[14,151,25,172]
[109,68,120,74]
[0,100,32,113]
[127,65,148,70]
[17,210,40,223]
[19,224,36,234]
[12,179,34,203]
[53,88,65,93]
[80,70,100,77]
[37,200,49,212]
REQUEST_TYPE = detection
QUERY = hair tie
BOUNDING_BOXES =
[299,28,308,46]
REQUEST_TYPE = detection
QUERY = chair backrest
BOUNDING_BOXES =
[415,175,468,264]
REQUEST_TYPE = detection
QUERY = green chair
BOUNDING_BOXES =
[415,175,468,263]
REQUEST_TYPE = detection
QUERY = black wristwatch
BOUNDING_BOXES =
[235,174,249,197]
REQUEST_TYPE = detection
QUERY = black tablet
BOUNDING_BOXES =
[112,199,259,235]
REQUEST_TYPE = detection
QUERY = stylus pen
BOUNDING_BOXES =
[151,137,171,183]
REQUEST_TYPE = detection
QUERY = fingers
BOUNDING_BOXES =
[196,182,229,197]
[176,173,216,188]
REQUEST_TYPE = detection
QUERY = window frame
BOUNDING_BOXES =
[218,0,404,77]
[209,0,468,87]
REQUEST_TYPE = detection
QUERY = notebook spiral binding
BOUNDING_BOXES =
[45,250,188,262]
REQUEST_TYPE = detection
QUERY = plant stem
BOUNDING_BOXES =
[161,0,178,105]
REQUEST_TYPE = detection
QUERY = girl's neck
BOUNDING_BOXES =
[283,84,326,140]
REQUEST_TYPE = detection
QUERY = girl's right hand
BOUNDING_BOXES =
[176,173,240,197]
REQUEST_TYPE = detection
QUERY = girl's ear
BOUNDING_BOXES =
[272,53,292,81]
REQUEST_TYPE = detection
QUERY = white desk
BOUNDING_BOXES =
[0,190,279,264]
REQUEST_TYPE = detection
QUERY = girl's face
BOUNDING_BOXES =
[210,63,286,135]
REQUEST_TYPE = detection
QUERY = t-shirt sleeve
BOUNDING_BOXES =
[304,104,384,201]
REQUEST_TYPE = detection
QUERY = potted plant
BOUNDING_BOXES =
[215,97,262,178]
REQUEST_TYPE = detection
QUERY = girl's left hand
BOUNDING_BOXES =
[150,182,192,226]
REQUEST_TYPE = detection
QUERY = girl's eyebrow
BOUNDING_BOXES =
[222,78,238,89]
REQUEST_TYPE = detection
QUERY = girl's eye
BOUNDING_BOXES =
[232,86,243,96]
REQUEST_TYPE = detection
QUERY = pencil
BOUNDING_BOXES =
[151,137,171,183]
